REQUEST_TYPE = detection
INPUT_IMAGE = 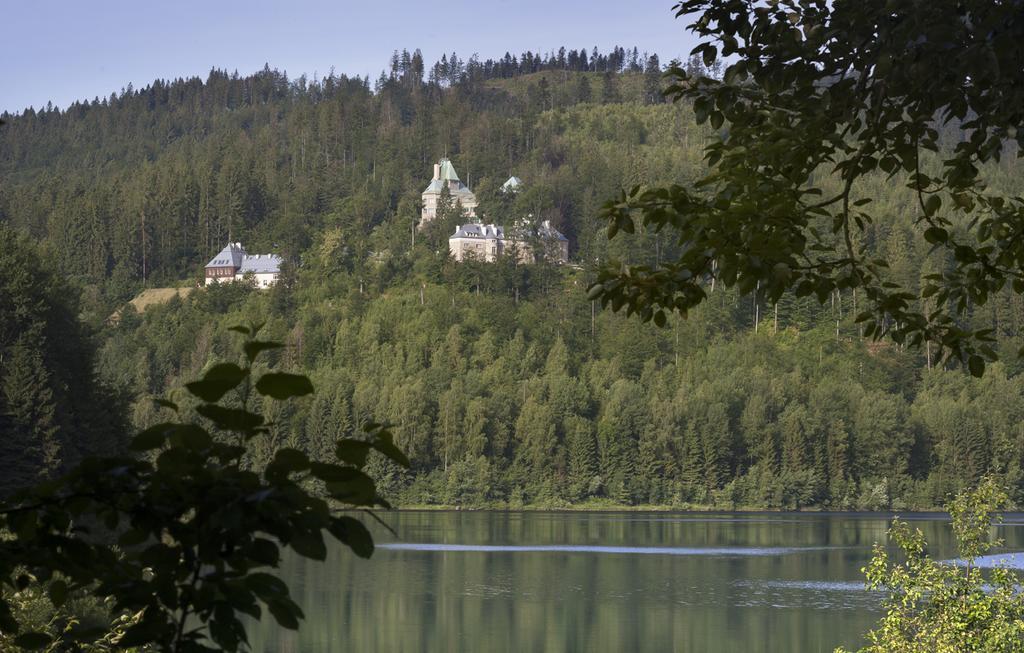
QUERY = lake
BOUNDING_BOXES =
[247,511,1024,652]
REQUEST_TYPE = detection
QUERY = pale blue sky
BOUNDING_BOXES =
[0,1,695,114]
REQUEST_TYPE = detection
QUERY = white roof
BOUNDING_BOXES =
[501,176,522,192]
[450,220,567,242]
[238,253,282,274]
[205,242,281,273]
[452,223,504,239]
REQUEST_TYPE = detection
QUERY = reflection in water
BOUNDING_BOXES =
[379,543,852,556]
[742,579,870,591]
[731,579,887,611]
[246,512,1024,653]
[951,552,1024,569]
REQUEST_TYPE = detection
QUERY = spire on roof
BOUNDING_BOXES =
[438,157,460,182]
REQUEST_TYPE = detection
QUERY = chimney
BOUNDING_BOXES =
[433,163,441,180]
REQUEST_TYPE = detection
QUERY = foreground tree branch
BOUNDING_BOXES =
[0,325,408,652]
[590,0,1024,376]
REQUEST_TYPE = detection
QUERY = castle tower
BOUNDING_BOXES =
[420,157,478,228]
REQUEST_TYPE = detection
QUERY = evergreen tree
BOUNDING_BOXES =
[600,71,620,103]
[0,337,59,492]
[642,54,662,104]
[566,415,599,501]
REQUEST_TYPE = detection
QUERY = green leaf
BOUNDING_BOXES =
[243,340,284,364]
[290,530,327,560]
[48,580,67,608]
[372,439,410,469]
[267,598,301,630]
[153,398,178,412]
[195,404,264,433]
[255,373,314,400]
[185,363,249,402]
[118,528,149,547]
[118,617,169,648]
[250,538,280,565]
[228,325,251,335]
[13,633,53,650]
[923,227,948,244]
[359,423,410,468]
[371,431,410,468]
[326,469,377,505]
[310,461,356,482]
[968,355,985,378]
[14,573,32,590]
[168,424,213,451]
[268,448,310,474]
[702,44,718,68]
[335,440,372,468]
[329,516,375,558]
[244,572,288,599]
[130,423,176,451]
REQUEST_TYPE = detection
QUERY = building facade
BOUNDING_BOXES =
[449,219,569,264]
[420,158,478,227]
[204,242,282,288]
[449,223,505,262]
[417,158,570,263]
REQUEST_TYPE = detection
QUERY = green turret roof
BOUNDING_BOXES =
[424,157,475,195]
[439,158,460,182]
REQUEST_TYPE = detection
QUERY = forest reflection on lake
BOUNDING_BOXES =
[248,511,1024,653]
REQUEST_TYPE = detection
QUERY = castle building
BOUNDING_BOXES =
[449,215,569,264]
[420,157,478,227]
[448,223,506,262]
[204,242,282,288]
[417,158,569,264]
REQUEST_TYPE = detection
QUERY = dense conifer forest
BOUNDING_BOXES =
[4,47,1024,509]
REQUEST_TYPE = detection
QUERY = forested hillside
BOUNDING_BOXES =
[0,227,128,495]
[4,47,1024,509]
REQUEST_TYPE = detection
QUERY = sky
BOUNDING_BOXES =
[0,1,696,115]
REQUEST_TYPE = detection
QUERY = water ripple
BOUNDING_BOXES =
[947,552,1024,569]
[731,579,885,610]
[378,543,846,556]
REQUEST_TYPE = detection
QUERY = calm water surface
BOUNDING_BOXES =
[248,512,1024,652]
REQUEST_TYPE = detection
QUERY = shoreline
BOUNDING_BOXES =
[389,502,954,514]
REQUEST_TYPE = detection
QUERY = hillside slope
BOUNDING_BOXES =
[4,56,1024,509]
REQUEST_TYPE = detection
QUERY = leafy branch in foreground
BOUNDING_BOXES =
[839,478,1024,652]
[590,0,1024,376]
[0,324,408,652]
